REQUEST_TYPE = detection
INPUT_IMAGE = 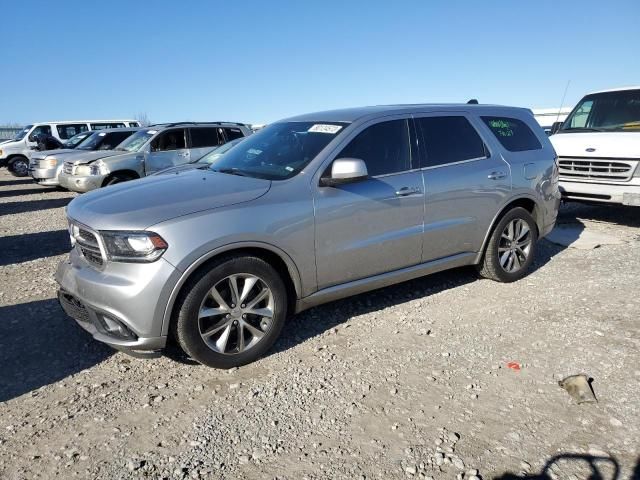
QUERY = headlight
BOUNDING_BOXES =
[75,160,108,176]
[100,231,168,262]
[75,165,92,176]
[41,157,57,168]
[0,149,3,157]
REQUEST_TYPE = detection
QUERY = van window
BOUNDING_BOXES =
[151,129,187,152]
[224,127,245,141]
[57,124,89,140]
[91,123,126,130]
[481,117,542,152]
[337,119,412,176]
[28,125,52,141]
[416,116,486,167]
[190,127,223,148]
[128,122,140,127]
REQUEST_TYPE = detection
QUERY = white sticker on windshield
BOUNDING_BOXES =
[247,148,262,155]
[147,130,158,135]
[98,132,107,136]
[308,124,342,134]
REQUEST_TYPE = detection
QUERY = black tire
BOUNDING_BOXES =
[103,173,135,186]
[478,207,538,283]
[174,255,288,369]
[8,156,29,177]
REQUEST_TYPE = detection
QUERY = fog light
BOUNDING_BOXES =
[98,314,136,339]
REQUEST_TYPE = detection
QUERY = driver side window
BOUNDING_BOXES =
[28,125,52,141]
[336,119,412,177]
[151,129,186,152]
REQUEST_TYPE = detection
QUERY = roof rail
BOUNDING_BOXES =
[148,121,248,128]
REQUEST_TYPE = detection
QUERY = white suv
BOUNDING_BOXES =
[0,119,140,176]
[550,86,640,206]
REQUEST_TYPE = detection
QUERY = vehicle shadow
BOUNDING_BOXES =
[493,453,630,480]
[270,239,564,357]
[559,202,640,228]
[0,197,71,216]
[0,299,113,403]
[0,178,34,187]
[0,229,70,266]
[0,187,58,199]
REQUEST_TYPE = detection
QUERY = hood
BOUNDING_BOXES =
[64,150,125,165]
[31,148,76,160]
[150,162,209,176]
[550,132,640,159]
[0,140,22,151]
[0,139,13,145]
[66,169,271,230]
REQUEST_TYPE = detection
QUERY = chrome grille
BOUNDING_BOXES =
[63,162,74,175]
[558,157,637,182]
[70,222,104,267]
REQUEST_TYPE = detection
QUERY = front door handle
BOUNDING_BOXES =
[487,171,507,180]
[395,186,421,196]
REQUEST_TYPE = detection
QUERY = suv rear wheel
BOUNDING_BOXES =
[174,255,287,368]
[478,207,538,282]
[8,156,29,177]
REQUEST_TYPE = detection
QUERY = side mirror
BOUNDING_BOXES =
[320,158,368,187]
[550,121,563,135]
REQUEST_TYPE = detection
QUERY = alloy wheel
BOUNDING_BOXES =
[498,218,532,273]
[198,273,274,355]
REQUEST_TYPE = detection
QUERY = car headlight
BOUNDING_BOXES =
[41,157,57,168]
[75,160,108,176]
[100,231,168,262]
[0,149,3,157]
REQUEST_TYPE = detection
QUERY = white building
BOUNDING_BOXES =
[531,107,573,134]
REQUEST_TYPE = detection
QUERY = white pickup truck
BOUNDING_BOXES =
[550,86,640,206]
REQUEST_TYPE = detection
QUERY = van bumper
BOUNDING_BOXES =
[560,178,640,206]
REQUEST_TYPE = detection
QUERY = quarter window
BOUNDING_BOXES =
[224,127,245,141]
[90,122,126,130]
[190,127,224,148]
[57,124,89,140]
[337,119,411,176]
[416,116,486,167]
[482,116,542,152]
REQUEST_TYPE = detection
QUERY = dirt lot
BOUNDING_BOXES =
[0,169,638,480]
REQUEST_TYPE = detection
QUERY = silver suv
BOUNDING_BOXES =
[58,122,251,192]
[56,104,560,368]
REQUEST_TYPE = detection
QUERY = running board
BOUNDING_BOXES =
[295,252,476,313]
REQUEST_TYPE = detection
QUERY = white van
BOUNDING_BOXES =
[0,119,140,176]
[550,87,640,206]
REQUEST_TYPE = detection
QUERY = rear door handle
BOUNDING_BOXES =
[395,186,422,196]
[487,171,507,180]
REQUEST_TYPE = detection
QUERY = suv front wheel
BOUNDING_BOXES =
[478,207,538,283]
[8,156,29,177]
[174,255,287,368]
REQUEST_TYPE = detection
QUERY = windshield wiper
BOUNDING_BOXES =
[213,167,250,177]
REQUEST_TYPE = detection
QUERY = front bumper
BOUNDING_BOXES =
[560,178,640,205]
[58,171,107,193]
[30,165,62,186]
[55,249,179,355]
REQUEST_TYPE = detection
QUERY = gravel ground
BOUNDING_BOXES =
[0,169,638,480]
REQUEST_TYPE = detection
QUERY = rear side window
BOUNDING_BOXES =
[57,124,88,139]
[481,116,542,152]
[190,127,224,148]
[223,127,245,141]
[91,122,126,130]
[416,116,486,167]
[337,119,411,176]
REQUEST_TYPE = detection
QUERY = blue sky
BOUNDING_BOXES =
[2,0,639,125]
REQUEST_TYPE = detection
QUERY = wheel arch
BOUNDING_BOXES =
[474,196,542,264]
[161,242,303,336]
[102,169,140,186]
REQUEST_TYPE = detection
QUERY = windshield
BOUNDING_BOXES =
[13,125,33,141]
[208,121,347,180]
[115,129,156,152]
[197,138,243,164]
[65,132,92,148]
[560,89,640,132]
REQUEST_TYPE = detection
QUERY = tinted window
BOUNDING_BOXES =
[482,116,542,152]
[91,122,126,130]
[417,116,486,167]
[190,127,223,148]
[151,129,186,151]
[56,124,88,140]
[29,125,52,141]
[337,119,411,176]
[224,127,245,141]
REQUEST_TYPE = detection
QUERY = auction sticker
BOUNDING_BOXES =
[308,124,342,134]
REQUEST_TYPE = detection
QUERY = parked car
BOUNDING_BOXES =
[549,86,640,206]
[30,128,140,187]
[151,138,244,176]
[57,104,560,368]
[58,122,251,192]
[0,119,140,176]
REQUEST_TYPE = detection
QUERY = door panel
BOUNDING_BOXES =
[314,172,424,289]
[145,128,189,174]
